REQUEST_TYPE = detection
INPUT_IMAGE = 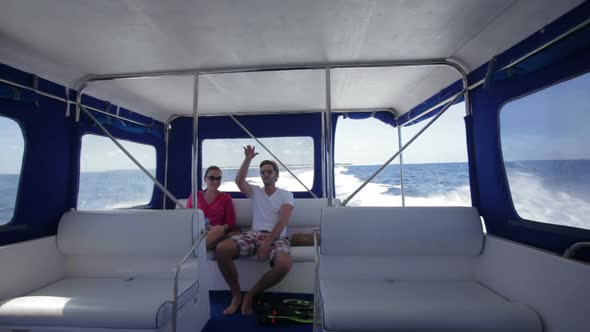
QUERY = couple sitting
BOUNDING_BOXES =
[187,145,294,315]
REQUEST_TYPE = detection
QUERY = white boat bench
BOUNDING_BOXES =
[317,207,543,332]
[0,209,209,332]
[215,198,331,262]
[178,197,333,262]
[179,197,334,293]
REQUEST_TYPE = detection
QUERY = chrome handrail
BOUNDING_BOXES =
[313,228,321,332]
[171,228,208,332]
[563,242,590,259]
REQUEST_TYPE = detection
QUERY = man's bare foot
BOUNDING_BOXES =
[241,292,255,315]
[223,295,242,315]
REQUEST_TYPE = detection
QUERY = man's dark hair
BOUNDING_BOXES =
[259,160,279,175]
[204,165,221,177]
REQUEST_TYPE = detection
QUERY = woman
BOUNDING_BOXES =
[187,166,236,250]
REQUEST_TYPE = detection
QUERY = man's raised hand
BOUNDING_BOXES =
[244,145,259,160]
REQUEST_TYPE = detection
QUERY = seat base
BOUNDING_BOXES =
[0,278,198,329]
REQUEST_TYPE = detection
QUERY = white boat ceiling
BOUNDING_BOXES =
[0,0,583,122]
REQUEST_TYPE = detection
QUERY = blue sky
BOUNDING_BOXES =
[0,117,24,174]
[500,71,590,161]
[79,135,156,173]
[0,72,588,173]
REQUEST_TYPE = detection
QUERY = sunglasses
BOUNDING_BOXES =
[260,169,275,175]
[206,176,222,181]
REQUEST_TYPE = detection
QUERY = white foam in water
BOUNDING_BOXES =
[219,168,315,192]
[210,165,589,231]
[334,167,471,207]
[106,200,151,209]
[507,169,590,229]
[217,166,471,206]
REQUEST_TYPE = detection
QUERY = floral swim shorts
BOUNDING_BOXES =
[231,230,290,263]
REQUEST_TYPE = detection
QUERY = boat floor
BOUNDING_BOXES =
[203,291,313,332]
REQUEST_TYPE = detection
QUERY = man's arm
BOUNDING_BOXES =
[235,145,258,198]
[268,204,294,239]
[257,203,294,260]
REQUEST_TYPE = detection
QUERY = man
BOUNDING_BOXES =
[215,145,295,315]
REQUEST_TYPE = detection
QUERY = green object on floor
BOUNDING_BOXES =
[255,297,314,326]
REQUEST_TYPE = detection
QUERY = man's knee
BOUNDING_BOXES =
[273,253,292,274]
[215,239,237,260]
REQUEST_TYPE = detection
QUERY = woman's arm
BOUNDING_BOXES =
[223,194,236,231]
[186,194,193,209]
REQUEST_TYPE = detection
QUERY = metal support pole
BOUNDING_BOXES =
[163,122,171,209]
[325,67,334,206]
[77,103,185,208]
[341,90,466,206]
[321,111,327,198]
[81,59,466,82]
[172,228,207,332]
[313,229,321,332]
[463,88,472,117]
[229,116,318,198]
[563,242,590,259]
[398,125,405,207]
[191,74,199,209]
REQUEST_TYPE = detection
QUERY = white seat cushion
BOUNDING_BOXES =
[0,278,198,329]
[290,246,315,261]
[234,198,333,228]
[321,207,483,257]
[58,209,203,257]
[320,279,541,332]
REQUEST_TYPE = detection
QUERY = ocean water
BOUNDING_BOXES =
[1,160,589,230]
[77,169,157,210]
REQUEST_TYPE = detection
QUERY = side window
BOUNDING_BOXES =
[335,105,470,207]
[78,134,156,210]
[334,116,400,206]
[202,137,314,192]
[0,117,25,225]
[500,72,590,230]
[401,102,471,207]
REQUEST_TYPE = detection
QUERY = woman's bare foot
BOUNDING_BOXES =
[241,292,255,315]
[223,295,242,315]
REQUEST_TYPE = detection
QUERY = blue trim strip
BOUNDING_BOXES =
[342,110,397,127]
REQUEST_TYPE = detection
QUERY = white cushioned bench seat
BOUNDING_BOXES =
[233,197,331,262]
[0,278,197,329]
[197,198,333,262]
[206,245,315,262]
[0,209,209,331]
[233,198,329,231]
[320,280,540,332]
[318,207,541,332]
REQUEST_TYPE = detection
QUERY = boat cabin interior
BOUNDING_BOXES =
[0,1,589,331]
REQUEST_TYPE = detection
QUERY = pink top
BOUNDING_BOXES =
[187,191,236,230]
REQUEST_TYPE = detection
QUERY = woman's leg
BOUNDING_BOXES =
[206,225,227,250]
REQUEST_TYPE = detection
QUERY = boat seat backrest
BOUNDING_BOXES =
[57,209,204,278]
[179,197,336,236]
[321,207,483,256]
[58,209,202,256]
[319,207,483,281]
[233,198,333,228]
